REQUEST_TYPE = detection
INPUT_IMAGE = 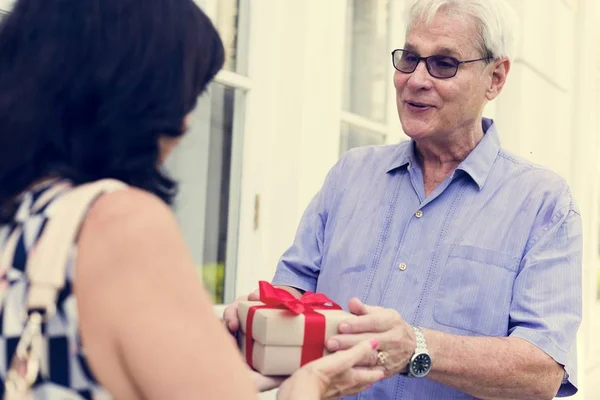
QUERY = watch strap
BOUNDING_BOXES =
[402,326,430,378]
[413,326,427,352]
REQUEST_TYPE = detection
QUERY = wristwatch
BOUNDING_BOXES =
[405,326,432,378]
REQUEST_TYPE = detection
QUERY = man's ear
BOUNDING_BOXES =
[486,57,511,101]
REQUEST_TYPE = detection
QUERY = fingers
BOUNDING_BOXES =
[354,352,385,368]
[327,333,377,352]
[251,372,286,392]
[324,339,380,375]
[310,341,386,400]
[348,297,369,316]
[223,302,241,332]
[223,291,258,332]
[248,288,260,301]
[347,298,388,320]
[338,313,395,335]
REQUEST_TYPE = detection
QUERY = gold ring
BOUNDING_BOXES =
[376,350,388,366]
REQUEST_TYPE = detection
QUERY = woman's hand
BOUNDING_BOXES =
[249,368,285,392]
[277,339,385,400]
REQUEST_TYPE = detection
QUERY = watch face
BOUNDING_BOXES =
[410,353,432,377]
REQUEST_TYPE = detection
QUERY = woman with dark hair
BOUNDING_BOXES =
[0,0,384,399]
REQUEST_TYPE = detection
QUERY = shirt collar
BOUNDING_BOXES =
[386,118,501,190]
[385,141,415,173]
[455,118,500,189]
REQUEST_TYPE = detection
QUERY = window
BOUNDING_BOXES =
[167,0,251,305]
[0,2,9,17]
[0,0,11,13]
[215,0,241,73]
[340,0,392,154]
[340,121,387,151]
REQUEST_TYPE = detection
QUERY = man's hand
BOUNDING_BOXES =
[223,285,304,333]
[222,290,260,333]
[325,298,416,377]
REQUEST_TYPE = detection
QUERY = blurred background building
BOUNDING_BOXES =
[1,0,599,398]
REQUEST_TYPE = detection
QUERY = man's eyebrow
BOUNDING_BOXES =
[435,46,462,57]
[404,43,418,53]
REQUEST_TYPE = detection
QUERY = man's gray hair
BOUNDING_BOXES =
[406,0,518,60]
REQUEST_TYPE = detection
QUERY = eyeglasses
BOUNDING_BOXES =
[391,49,491,79]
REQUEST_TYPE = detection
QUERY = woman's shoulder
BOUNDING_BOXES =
[81,186,181,260]
[86,186,174,227]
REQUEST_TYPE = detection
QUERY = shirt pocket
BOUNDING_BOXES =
[433,244,520,336]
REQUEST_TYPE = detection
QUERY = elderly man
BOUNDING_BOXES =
[225,0,582,398]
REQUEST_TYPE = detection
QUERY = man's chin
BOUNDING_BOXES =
[401,123,434,140]
[400,116,434,135]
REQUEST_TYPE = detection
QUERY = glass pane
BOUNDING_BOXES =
[340,122,386,155]
[166,83,239,304]
[0,0,12,13]
[215,0,240,73]
[342,0,390,122]
[202,84,235,304]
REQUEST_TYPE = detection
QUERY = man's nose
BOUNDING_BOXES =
[407,60,433,90]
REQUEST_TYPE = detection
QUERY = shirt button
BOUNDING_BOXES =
[399,263,407,271]
[415,210,423,218]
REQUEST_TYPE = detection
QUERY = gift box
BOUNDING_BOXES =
[238,281,353,376]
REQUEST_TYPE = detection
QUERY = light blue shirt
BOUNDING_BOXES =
[272,118,582,399]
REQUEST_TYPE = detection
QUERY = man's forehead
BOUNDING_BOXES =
[405,14,479,57]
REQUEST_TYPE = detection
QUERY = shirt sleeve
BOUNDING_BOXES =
[508,203,582,397]
[271,158,342,293]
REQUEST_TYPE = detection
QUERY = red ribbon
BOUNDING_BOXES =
[245,281,341,371]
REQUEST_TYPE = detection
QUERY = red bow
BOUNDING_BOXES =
[245,281,341,371]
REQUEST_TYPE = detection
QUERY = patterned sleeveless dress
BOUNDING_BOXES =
[0,181,112,399]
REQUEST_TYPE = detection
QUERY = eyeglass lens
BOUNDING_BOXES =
[393,50,459,79]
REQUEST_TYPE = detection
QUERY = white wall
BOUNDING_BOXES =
[497,1,600,398]
[238,2,348,398]
[234,0,348,300]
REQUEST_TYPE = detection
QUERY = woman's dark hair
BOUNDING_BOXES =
[0,0,225,222]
